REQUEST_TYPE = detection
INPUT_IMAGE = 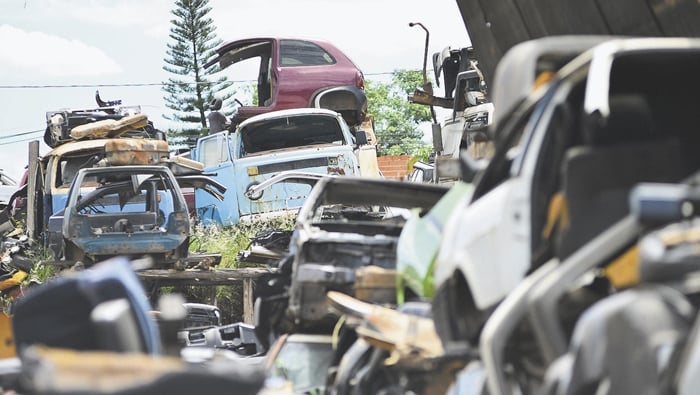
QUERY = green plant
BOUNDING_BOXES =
[189,214,296,268]
[184,214,296,322]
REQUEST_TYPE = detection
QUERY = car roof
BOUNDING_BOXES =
[491,35,614,129]
[297,175,450,218]
[217,36,335,48]
[78,165,171,175]
[205,36,349,69]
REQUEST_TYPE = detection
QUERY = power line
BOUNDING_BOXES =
[0,135,44,147]
[0,81,246,89]
[0,70,416,90]
[0,129,44,140]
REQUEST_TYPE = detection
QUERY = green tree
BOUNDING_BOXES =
[162,0,232,149]
[366,69,432,159]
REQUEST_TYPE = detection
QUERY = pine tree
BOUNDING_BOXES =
[162,0,232,149]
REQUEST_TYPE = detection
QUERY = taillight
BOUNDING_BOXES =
[355,71,365,90]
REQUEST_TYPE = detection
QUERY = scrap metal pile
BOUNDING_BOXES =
[2,6,700,393]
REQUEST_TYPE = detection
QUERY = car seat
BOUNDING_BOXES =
[539,285,693,395]
[555,94,684,259]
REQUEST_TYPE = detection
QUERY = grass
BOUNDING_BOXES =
[165,214,297,322]
[9,213,297,323]
[189,213,296,268]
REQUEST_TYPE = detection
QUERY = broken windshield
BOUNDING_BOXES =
[239,115,345,156]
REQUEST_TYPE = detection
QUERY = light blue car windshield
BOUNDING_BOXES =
[240,116,345,156]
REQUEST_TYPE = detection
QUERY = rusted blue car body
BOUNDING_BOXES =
[58,165,190,265]
[194,108,361,226]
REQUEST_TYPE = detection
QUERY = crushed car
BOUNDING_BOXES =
[24,95,168,240]
[252,175,450,348]
[46,163,224,268]
[287,176,450,331]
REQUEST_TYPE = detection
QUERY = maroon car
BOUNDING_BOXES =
[204,37,367,129]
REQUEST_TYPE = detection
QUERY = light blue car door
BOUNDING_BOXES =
[194,132,239,225]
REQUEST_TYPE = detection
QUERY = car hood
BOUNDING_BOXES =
[456,0,700,84]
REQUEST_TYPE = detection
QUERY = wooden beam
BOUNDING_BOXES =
[136,267,276,286]
[242,279,254,324]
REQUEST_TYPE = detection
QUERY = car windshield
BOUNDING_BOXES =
[73,171,176,221]
[239,115,345,156]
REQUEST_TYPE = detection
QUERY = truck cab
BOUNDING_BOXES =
[193,108,364,226]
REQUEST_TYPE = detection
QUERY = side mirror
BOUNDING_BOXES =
[630,183,700,227]
[355,130,368,146]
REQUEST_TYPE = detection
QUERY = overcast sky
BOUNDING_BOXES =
[0,0,470,180]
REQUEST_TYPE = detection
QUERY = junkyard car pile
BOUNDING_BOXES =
[4,7,700,395]
[251,35,700,395]
[27,98,226,270]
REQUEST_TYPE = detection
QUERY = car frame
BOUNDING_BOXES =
[286,176,450,331]
[58,165,191,266]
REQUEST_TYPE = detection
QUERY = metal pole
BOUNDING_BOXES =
[409,22,431,94]
[27,140,39,240]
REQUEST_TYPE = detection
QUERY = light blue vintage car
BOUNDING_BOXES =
[194,108,364,226]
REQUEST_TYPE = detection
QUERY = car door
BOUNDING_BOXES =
[194,131,238,225]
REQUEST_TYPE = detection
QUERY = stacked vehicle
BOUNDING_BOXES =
[194,108,375,226]
[247,34,700,395]
[194,36,379,227]
[407,35,494,183]
[22,95,225,269]
[431,36,700,394]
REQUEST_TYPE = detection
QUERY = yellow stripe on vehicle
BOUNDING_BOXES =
[604,246,640,289]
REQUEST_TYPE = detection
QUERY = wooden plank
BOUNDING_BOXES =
[136,267,277,286]
[242,279,254,324]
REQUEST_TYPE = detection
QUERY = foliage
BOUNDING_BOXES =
[365,70,432,158]
[162,0,234,149]
[29,260,59,286]
[384,141,432,162]
[189,214,296,268]
[184,215,296,323]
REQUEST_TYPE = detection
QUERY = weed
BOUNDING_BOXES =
[175,214,297,322]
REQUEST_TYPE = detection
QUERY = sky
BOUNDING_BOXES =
[0,0,471,181]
